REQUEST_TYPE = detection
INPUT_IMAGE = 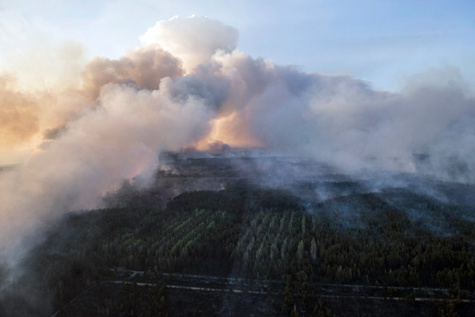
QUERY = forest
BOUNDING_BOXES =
[0,156,474,316]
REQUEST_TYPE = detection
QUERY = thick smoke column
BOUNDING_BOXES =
[0,16,232,261]
[81,44,184,99]
[0,82,215,259]
[195,49,475,181]
[0,15,474,264]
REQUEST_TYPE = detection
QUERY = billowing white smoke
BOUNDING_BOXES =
[141,16,239,72]
[0,82,213,260]
[0,15,474,262]
[190,49,474,182]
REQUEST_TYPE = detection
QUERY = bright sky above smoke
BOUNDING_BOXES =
[1,0,474,90]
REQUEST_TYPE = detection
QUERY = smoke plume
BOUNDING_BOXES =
[141,16,239,72]
[0,15,474,263]
[81,44,184,99]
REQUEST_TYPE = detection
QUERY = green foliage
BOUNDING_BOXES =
[4,186,474,316]
[47,189,475,289]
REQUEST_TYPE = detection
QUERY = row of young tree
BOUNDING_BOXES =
[1,186,474,316]
[92,188,475,290]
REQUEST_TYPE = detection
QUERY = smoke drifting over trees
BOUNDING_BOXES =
[0,15,474,263]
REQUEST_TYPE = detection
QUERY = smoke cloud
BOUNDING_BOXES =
[81,44,184,99]
[200,51,475,181]
[0,82,213,260]
[141,16,239,72]
[0,15,474,263]
[0,75,40,147]
[0,74,88,165]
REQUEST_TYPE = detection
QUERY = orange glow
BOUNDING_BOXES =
[194,113,263,151]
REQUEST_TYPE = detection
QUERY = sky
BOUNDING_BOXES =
[1,0,474,91]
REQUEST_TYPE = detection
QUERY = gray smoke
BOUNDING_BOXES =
[0,15,474,266]
[198,51,475,182]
